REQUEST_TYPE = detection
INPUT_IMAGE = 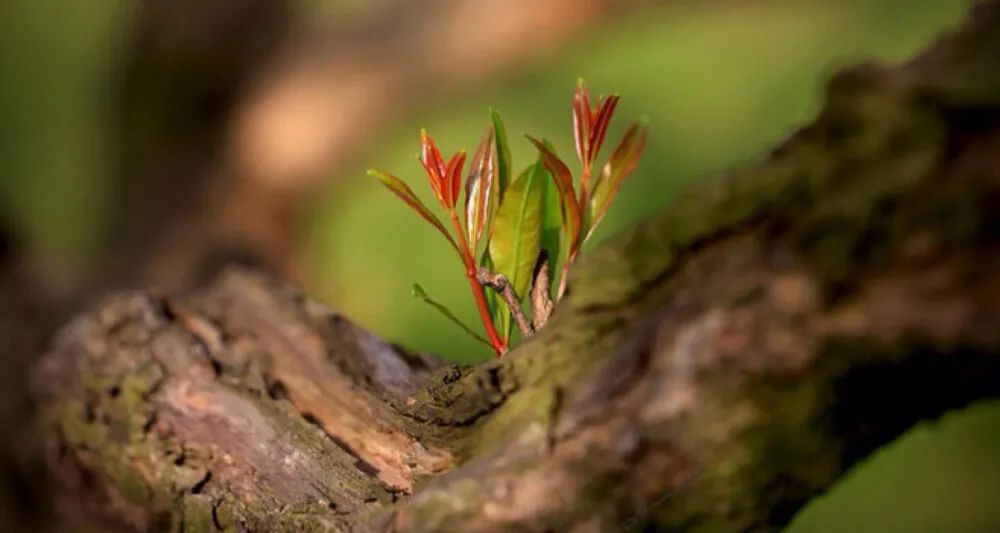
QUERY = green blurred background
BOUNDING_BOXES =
[307,0,973,361]
[1,0,997,530]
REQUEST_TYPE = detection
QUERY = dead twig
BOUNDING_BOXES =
[530,250,554,331]
[476,268,534,337]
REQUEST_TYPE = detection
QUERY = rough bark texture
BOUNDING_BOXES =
[31,3,1000,532]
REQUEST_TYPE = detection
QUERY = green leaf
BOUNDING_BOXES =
[490,108,512,206]
[587,119,649,242]
[489,160,544,301]
[539,141,562,291]
[368,169,459,254]
[526,136,581,254]
[412,283,491,348]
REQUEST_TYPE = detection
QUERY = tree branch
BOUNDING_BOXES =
[30,3,1000,531]
[476,267,534,337]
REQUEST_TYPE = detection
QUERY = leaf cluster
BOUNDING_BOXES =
[370,80,648,356]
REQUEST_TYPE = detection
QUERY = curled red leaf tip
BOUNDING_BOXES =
[588,95,619,166]
[421,129,466,208]
[572,81,620,169]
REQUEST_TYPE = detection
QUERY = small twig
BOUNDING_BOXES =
[476,268,534,338]
[530,250,554,331]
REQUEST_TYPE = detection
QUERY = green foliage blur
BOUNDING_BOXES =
[2,0,996,531]
[0,0,122,262]
[307,0,974,363]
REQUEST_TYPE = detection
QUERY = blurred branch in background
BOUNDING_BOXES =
[231,0,643,191]
[111,0,646,293]
[211,0,647,298]
[98,0,295,303]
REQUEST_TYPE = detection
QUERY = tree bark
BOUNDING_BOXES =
[30,3,1000,531]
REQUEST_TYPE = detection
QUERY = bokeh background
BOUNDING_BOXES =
[1,0,997,530]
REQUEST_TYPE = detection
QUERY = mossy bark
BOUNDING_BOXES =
[31,3,1000,532]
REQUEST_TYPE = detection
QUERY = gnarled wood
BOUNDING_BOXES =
[31,3,1000,531]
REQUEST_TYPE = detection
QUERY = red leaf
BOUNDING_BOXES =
[587,119,649,241]
[420,129,447,206]
[527,136,581,253]
[446,150,466,209]
[464,128,495,247]
[588,94,619,166]
[368,169,460,254]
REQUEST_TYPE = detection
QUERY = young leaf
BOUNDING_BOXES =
[588,119,649,241]
[538,141,562,290]
[588,95,619,167]
[419,129,448,206]
[580,95,616,229]
[490,109,512,204]
[368,169,460,254]
[464,128,495,249]
[572,80,592,166]
[412,283,491,348]
[445,150,466,208]
[526,136,581,253]
[489,161,544,300]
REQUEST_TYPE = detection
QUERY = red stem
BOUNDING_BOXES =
[448,212,507,356]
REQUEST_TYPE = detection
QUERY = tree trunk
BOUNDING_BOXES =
[30,3,1000,531]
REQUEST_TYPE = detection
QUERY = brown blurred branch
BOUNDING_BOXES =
[109,0,644,294]
[230,0,642,190]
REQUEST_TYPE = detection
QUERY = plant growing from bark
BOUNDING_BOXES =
[369,80,648,356]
